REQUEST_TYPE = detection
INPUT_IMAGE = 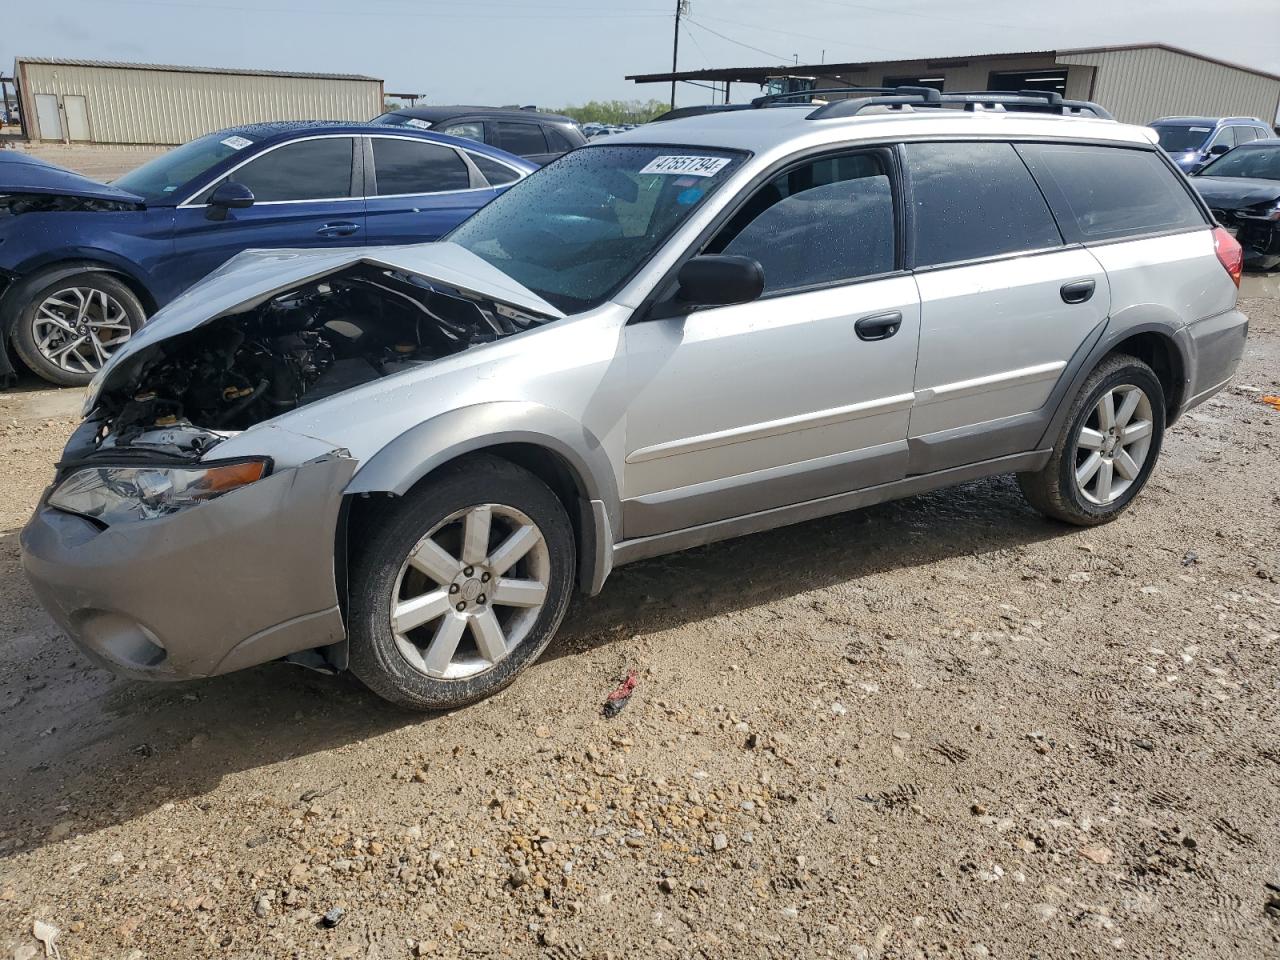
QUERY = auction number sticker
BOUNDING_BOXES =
[220,135,253,150]
[640,155,731,177]
[404,118,433,130]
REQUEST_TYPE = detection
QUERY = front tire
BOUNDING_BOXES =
[348,456,576,711]
[1017,353,1166,526]
[10,269,146,386]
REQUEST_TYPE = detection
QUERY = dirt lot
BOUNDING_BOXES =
[0,303,1274,960]
[0,143,1277,958]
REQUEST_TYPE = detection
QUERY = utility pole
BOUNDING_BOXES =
[671,0,689,109]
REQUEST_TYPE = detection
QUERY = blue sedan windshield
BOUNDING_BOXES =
[113,132,262,202]
[447,145,745,313]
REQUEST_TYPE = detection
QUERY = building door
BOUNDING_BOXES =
[64,96,91,141]
[34,94,61,140]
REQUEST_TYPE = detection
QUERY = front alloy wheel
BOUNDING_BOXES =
[348,455,575,711]
[31,286,134,375]
[391,503,551,680]
[11,270,146,387]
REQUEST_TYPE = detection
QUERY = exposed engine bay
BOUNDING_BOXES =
[91,263,550,458]
[0,192,142,216]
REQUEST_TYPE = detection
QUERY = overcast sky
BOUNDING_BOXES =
[7,0,1280,110]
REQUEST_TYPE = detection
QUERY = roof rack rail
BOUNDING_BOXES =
[749,86,896,108]
[806,88,1113,121]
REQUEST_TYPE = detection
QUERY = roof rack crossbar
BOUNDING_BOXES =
[750,86,896,107]
[806,88,1113,121]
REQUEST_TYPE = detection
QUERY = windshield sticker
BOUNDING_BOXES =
[640,155,732,177]
[677,187,705,205]
[404,118,433,130]
[220,135,253,150]
[1189,126,1211,133]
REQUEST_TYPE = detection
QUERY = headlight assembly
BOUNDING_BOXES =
[47,459,269,526]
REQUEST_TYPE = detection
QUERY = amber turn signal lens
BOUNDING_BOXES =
[198,460,269,494]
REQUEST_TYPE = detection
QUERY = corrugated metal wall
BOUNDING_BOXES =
[19,61,382,144]
[1058,48,1280,125]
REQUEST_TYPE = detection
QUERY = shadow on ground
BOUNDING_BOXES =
[0,472,1074,856]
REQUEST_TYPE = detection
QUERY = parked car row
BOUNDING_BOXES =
[371,106,586,165]
[19,91,1249,712]
[0,123,536,386]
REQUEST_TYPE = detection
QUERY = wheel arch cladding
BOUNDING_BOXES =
[1104,330,1186,419]
[342,402,619,593]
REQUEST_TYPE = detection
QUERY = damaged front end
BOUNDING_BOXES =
[80,257,556,462]
[25,244,564,679]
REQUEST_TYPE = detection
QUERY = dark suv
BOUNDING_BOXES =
[1149,116,1276,172]
[370,106,586,165]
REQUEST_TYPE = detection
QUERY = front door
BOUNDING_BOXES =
[363,135,494,244]
[168,135,365,291]
[622,149,920,538]
[903,141,1109,460]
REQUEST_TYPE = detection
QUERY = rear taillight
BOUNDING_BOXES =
[1213,226,1243,287]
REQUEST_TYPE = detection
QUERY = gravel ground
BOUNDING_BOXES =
[0,141,1277,957]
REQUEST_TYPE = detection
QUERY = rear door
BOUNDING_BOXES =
[904,141,1110,469]
[363,134,492,244]
[491,120,554,163]
[169,135,364,285]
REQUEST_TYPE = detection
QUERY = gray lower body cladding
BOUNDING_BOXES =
[20,452,355,680]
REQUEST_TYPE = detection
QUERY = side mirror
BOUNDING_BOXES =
[1207,143,1231,157]
[675,255,765,308]
[205,181,255,221]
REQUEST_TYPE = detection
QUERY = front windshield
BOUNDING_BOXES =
[447,145,745,313]
[1197,144,1280,180]
[1150,123,1212,154]
[113,131,261,202]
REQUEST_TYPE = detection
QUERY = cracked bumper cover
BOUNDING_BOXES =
[20,449,357,680]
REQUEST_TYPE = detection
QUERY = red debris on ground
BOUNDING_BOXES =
[602,669,638,719]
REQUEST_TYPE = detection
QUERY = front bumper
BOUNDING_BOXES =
[20,451,356,680]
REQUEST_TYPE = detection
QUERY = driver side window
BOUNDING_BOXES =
[706,152,897,293]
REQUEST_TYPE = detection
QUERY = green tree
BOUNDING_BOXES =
[553,100,670,125]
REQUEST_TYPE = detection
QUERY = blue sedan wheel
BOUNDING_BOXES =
[12,271,145,387]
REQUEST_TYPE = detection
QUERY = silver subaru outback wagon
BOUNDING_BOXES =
[22,92,1249,710]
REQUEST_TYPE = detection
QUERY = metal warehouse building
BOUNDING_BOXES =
[630,43,1280,126]
[13,57,384,145]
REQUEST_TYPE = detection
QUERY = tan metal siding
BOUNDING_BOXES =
[19,61,382,144]
[1058,48,1280,125]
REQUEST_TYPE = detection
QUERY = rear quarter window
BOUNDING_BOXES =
[1018,143,1206,243]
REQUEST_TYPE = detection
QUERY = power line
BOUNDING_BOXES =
[683,18,790,63]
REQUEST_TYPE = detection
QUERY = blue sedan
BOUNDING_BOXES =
[0,122,536,386]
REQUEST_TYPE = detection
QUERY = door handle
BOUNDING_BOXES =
[316,221,360,238]
[1060,279,1096,304]
[854,311,902,342]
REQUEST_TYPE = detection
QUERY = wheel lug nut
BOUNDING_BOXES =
[480,572,491,583]
[455,601,466,612]
[477,594,486,605]
[463,566,474,576]
[448,584,459,594]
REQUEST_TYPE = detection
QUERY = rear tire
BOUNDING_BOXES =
[10,269,146,387]
[1017,353,1165,526]
[347,455,575,711]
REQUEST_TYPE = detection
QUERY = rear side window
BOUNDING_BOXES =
[544,126,576,152]
[708,152,896,293]
[905,142,1061,268]
[470,153,521,186]
[438,121,484,142]
[495,121,548,156]
[371,138,470,195]
[1018,143,1205,242]
[227,137,353,202]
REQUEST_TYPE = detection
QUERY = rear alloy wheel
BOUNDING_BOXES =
[348,456,575,711]
[11,271,145,386]
[1018,353,1166,526]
